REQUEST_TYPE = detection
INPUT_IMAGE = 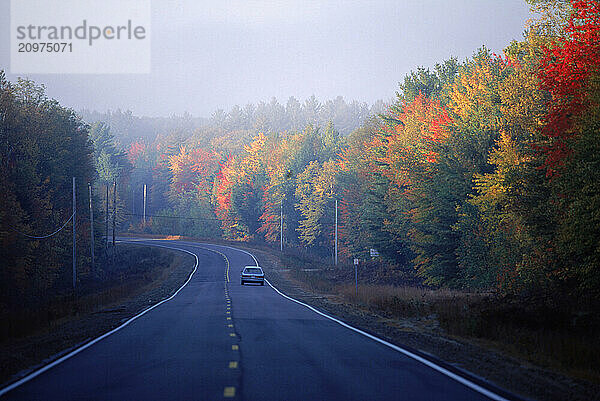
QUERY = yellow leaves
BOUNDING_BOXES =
[376,94,451,190]
[241,133,267,175]
[243,132,266,155]
[263,138,291,182]
[168,145,188,174]
[470,131,523,213]
[449,53,507,131]
[450,63,495,120]
[168,145,219,199]
[489,131,521,171]
[295,159,339,246]
[498,64,546,141]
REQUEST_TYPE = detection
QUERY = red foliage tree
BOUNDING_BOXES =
[168,146,219,195]
[539,0,600,176]
[376,93,453,189]
[127,141,147,166]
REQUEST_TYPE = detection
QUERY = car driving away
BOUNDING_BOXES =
[241,266,265,286]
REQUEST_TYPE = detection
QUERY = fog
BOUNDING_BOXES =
[0,0,533,117]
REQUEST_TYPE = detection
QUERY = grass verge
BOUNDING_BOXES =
[283,254,600,386]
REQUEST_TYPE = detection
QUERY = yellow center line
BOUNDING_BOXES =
[232,344,239,350]
[229,333,236,337]
[226,317,231,320]
[228,361,238,369]
[228,324,233,328]
[209,249,230,283]
[224,387,236,397]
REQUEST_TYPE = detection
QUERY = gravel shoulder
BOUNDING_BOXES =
[236,244,600,401]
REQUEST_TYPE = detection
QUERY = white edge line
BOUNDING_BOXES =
[0,242,199,397]
[205,242,509,401]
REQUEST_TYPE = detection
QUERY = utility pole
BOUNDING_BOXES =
[105,185,109,249]
[72,177,76,292]
[335,199,338,265]
[354,258,359,297]
[280,200,283,252]
[355,261,358,297]
[112,181,116,247]
[143,184,147,225]
[88,183,95,270]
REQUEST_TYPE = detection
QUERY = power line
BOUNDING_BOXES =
[5,212,75,239]
[123,212,221,222]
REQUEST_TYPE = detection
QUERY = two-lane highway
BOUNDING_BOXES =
[1,239,508,400]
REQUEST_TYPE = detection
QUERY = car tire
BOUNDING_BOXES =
[261,281,264,286]
[241,281,244,285]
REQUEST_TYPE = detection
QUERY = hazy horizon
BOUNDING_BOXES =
[0,0,534,118]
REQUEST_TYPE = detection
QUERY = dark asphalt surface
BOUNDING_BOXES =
[2,239,499,401]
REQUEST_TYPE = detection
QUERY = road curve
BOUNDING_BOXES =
[1,239,508,401]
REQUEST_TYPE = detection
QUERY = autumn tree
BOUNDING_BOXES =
[295,160,338,250]
[541,0,600,296]
[0,73,95,307]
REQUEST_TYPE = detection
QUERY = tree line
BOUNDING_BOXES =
[0,73,95,311]
[123,0,599,298]
[79,95,385,147]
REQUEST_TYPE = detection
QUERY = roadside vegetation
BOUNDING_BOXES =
[281,251,600,384]
[1,244,182,341]
[0,243,192,385]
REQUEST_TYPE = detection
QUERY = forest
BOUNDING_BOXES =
[1,0,600,318]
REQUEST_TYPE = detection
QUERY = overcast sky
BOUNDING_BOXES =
[0,0,534,117]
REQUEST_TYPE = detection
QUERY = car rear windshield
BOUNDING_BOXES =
[244,267,262,274]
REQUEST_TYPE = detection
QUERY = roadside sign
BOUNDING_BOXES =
[369,248,379,257]
[353,258,359,265]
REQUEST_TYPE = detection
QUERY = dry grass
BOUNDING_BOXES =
[335,283,480,319]
[0,244,181,341]
[289,266,600,384]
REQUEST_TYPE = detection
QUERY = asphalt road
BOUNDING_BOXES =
[2,239,506,401]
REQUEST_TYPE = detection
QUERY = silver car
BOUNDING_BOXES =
[241,266,265,285]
